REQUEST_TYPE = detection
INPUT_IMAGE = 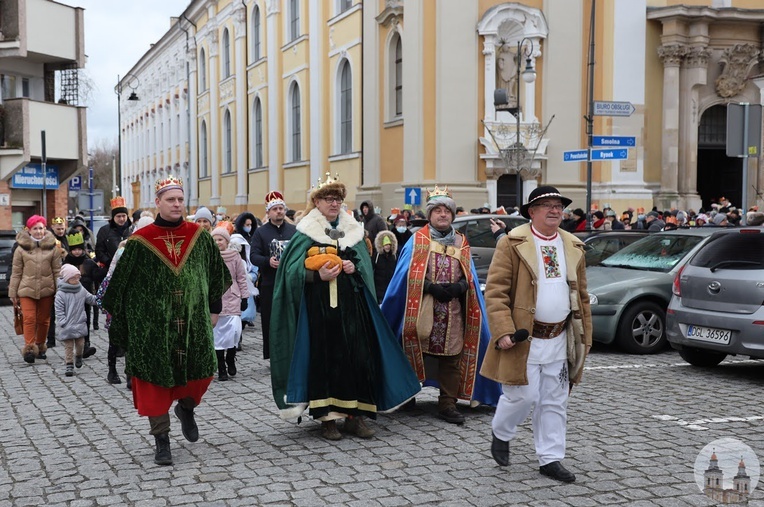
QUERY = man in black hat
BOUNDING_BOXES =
[480,185,592,483]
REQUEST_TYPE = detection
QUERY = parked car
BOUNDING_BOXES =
[451,214,529,286]
[0,230,18,298]
[666,226,764,367]
[579,230,650,266]
[586,228,718,354]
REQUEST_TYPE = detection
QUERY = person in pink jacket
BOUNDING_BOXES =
[211,225,251,381]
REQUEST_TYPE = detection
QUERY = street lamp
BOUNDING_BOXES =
[510,38,536,206]
[115,74,140,199]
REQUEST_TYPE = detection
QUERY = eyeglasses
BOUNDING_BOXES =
[533,202,564,211]
[322,197,343,204]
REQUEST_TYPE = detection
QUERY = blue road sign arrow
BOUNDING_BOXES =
[591,148,629,161]
[592,136,636,147]
[405,187,421,205]
[563,149,589,162]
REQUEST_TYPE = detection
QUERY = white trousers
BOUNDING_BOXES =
[491,360,569,466]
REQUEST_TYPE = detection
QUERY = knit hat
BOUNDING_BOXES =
[110,196,128,218]
[393,214,408,225]
[696,213,708,223]
[211,226,231,243]
[216,220,235,235]
[605,209,616,217]
[265,191,286,212]
[647,211,660,219]
[26,215,46,230]
[194,207,215,225]
[712,213,727,225]
[572,208,585,219]
[134,216,153,231]
[60,264,80,283]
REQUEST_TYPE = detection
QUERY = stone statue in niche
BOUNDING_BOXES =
[496,46,519,109]
[715,43,760,99]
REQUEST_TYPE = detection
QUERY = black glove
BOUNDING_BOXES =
[427,282,453,303]
[240,298,248,312]
[446,279,469,299]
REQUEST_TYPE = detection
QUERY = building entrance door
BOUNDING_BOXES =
[497,174,520,209]
[697,104,742,209]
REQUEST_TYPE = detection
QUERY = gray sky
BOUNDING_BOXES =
[61,0,191,148]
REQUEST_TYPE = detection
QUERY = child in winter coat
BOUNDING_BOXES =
[55,264,98,376]
[372,230,398,304]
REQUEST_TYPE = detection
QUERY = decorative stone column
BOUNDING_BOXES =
[266,1,281,192]
[657,43,686,210]
[208,27,221,206]
[233,3,248,205]
[679,45,709,212]
[187,36,199,208]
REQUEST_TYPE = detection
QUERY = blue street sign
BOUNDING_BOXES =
[591,149,629,161]
[592,136,636,147]
[404,187,421,206]
[10,163,59,189]
[563,150,589,162]
[69,175,82,191]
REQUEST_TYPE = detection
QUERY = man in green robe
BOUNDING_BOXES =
[270,174,420,441]
[103,176,231,466]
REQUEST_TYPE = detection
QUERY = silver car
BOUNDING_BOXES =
[666,226,764,366]
[586,228,718,354]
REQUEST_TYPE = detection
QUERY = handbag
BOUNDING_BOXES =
[13,302,23,335]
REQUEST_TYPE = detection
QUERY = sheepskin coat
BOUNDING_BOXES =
[9,230,61,300]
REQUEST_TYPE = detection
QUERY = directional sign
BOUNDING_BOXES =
[69,175,82,191]
[593,101,635,117]
[592,136,636,147]
[404,187,421,206]
[591,149,629,161]
[563,150,589,162]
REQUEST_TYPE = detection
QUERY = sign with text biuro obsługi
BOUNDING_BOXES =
[10,163,59,189]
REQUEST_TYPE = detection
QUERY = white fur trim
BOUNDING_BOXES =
[296,208,365,250]
[279,402,309,421]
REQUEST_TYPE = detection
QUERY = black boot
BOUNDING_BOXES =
[126,375,132,390]
[225,348,237,377]
[82,337,96,358]
[107,345,121,384]
[153,433,173,466]
[216,350,228,381]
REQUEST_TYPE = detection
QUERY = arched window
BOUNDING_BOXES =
[200,121,208,178]
[394,34,402,116]
[199,48,207,91]
[253,98,263,167]
[224,109,232,173]
[289,0,300,41]
[252,6,261,62]
[339,60,352,154]
[222,28,231,78]
[289,82,301,162]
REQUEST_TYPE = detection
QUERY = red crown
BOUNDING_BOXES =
[110,196,126,209]
[265,191,284,204]
[155,175,183,195]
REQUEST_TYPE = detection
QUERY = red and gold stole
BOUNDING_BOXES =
[401,225,483,400]
[130,221,203,274]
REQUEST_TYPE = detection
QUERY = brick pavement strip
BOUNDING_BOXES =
[2,305,764,506]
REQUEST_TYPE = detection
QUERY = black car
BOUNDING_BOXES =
[451,214,529,286]
[0,230,18,298]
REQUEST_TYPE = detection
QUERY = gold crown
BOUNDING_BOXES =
[426,185,452,200]
[155,175,183,195]
[51,216,65,225]
[66,232,84,247]
[110,196,126,209]
[316,172,340,190]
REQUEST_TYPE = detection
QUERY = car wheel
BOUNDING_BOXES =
[616,301,666,354]
[678,348,727,367]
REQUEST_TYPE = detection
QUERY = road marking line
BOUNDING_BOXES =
[652,414,764,431]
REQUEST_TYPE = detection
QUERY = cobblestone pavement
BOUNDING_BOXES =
[1,304,763,506]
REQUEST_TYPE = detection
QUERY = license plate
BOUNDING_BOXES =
[0,273,5,280]
[686,324,731,345]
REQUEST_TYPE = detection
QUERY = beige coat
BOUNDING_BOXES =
[479,223,592,385]
[9,230,61,300]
